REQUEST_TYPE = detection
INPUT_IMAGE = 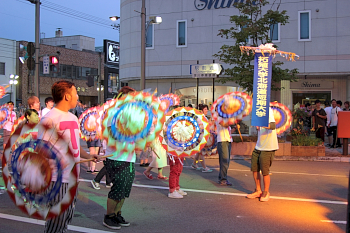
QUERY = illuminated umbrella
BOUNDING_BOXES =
[2,132,78,220]
[97,98,117,137]
[0,104,10,129]
[270,102,292,135]
[159,93,180,112]
[102,91,168,157]
[78,107,100,141]
[211,92,252,127]
[159,107,210,158]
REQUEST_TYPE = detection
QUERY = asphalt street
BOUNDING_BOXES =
[0,156,348,233]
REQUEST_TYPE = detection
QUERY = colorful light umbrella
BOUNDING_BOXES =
[159,93,180,112]
[102,91,168,156]
[270,102,292,135]
[159,107,210,158]
[78,107,100,141]
[211,91,252,127]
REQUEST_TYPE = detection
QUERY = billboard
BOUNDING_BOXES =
[104,40,119,66]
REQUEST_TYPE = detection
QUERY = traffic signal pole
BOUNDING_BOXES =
[34,0,40,97]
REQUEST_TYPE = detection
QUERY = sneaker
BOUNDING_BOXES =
[191,163,198,170]
[168,191,183,199]
[103,214,121,230]
[91,180,100,190]
[260,191,270,202]
[143,171,153,180]
[86,170,93,173]
[202,167,213,173]
[177,189,187,196]
[106,183,112,188]
[246,190,262,199]
[93,170,99,173]
[217,180,233,186]
[116,212,130,227]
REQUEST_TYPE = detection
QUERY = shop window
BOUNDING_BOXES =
[0,62,5,75]
[177,20,187,47]
[146,24,154,49]
[298,10,311,41]
[269,23,280,42]
[66,66,72,78]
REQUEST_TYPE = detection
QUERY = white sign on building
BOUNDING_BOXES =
[190,63,223,78]
[43,56,49,74]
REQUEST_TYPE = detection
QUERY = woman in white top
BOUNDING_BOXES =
[2,101,16,150]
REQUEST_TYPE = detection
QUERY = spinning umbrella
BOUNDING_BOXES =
[0,104,10,129]
[79,106,100,141]
[2,130,78,220]
[102,91,168,157]
[159,107,210,158]
[270,102,292,135]
[159,94,180,112]
[211,92,252,127]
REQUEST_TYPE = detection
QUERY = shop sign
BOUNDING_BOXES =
[194,0,258,11]
[104,39,119,66]
[290,80,334,89]
[190,63,223,78]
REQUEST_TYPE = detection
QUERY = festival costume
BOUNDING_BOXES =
[41,107,51,117]
[168,155,184,193]
[2,110,16,146]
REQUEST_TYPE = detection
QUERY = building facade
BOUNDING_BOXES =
[120,0,350,109]
[17,41,104,108]
[0,38,17,105]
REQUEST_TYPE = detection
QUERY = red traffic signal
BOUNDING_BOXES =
[50,56,59,64]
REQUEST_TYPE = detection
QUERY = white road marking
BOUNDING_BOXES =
[183,166,348,178]
[320,220,346,224]
[78,179,348,205]
[0,213,114,233]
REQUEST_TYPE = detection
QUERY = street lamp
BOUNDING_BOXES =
[9,74,19,107]
[140,0,162,90]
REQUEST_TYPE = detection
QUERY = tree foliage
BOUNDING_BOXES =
[214,0,298,93]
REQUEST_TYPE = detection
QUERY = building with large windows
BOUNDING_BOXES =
[120,0,350,110]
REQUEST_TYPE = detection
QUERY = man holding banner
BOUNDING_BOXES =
[247,52,278,202]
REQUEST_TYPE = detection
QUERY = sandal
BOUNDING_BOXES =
[143,171,153,180]
[157,176,168,180]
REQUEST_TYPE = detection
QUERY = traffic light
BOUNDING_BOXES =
[49,55,59,73]
[86,75,94,87]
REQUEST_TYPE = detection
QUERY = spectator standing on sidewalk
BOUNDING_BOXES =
[246,107,278,202]
[328,99,342,148]
[343,101,350,111]
[312,100,327,144]
[2,101,16,150]
[216,121,233,186]
[41,97,54,117]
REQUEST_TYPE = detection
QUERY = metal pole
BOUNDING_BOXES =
[13,84,16,107]
[34,0,40,97]
[196,60,199,108]
[140,0,146,90]
[98,52,101,103]
[212,78,215,104]
[344,138,348,155]
[347,170,350,233]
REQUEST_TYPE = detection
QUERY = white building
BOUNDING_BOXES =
[0,38,17,105]
[120,0,350,109]
[41,29,95,51]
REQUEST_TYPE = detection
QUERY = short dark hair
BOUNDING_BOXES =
[324,101,330,106]
[24,109,38,121]
[7,101,14,105]
[305,103,311,107]
[187,104,193,108]
[315,99,321,104]
[345,101,349,105]
[45,97,54,104]
[200,104,209,111]
[117,86,135,97]
[331,99,337,102]
[336,100,342,106]
[51,81,75,103]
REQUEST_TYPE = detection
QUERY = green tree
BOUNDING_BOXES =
[214,0,298,93]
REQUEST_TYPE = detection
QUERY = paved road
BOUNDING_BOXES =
[0,157,348,233]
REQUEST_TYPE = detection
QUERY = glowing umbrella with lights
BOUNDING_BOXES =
[270,102,292,135]
[159,107,210,158]
[211,92,252,127]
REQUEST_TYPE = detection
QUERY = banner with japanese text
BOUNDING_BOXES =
[251,53,272,127]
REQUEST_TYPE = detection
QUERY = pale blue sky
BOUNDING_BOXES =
[0,0,120,46]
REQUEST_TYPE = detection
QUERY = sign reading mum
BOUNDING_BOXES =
[251,53,272,127]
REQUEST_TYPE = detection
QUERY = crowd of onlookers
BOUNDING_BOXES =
[302,99,349,148]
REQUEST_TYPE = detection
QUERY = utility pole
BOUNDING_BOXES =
[140,0,146,90]
[98,52,102,103]
[34,0,40,97]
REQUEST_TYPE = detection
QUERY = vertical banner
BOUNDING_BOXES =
[251,53,272,127]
